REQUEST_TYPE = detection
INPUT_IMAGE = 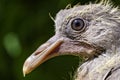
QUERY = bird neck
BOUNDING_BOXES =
[75,49,120,80]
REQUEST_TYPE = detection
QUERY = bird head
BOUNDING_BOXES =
[23,1,120,76]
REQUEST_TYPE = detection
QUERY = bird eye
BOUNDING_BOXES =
[71,18,85,31]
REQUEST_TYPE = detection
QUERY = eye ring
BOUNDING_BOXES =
[71,18,86,31]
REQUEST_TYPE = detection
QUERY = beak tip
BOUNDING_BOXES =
[23,72,26,77]
[23,65,27,77]
[23,62,31,77]
[23,56,34,76]
[23,65,32,77]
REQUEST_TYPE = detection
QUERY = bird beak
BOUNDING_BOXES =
[23,36,64,76]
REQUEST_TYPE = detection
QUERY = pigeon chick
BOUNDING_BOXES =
[23,0,120,80]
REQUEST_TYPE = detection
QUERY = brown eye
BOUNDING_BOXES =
[71,18,85,31]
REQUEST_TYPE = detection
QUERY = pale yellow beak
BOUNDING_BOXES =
[23,38,64,76]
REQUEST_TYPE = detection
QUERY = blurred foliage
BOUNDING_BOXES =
[0,0,120,80]
[3,32,21,58]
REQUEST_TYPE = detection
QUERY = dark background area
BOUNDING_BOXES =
[0,0,120,80]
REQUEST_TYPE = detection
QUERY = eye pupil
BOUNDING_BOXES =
[71,18,85,31]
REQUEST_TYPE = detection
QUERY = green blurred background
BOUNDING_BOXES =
[0,0,120,80]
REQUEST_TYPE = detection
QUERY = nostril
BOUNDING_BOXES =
[34,49,45,56]
[34,52,41,56]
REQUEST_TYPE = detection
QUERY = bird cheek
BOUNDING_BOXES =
[57,41,96,58]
